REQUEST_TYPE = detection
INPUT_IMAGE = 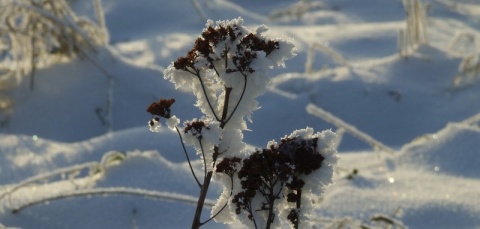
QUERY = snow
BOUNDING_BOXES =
[1,0,480,228]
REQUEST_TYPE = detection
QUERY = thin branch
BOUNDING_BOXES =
[265,186,276,229]
[306,103,395,154]
[11,187,215,214]
[200,175,234,225]
[76,47,113,79]
[0,162,99,203]
[211,145,221,170]
[189,0,207,22]
[222,73,247,127]
[29,31,37,91]
[198,138,207,178]
[224,47,229,69]
[210,59,221,78]
[74,46,115,132]
[191,171,214,229]
[220,87,232,125]
[294,188,302,229]
[273,181,284,198]
[175,126,202,188]
[195,74,221,122]
[249,201,259,229]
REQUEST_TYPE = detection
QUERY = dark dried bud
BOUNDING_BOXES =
[184,120,210,139]
[194,37,212,57]
[216,157,241,176]
[232,189,257,220]
[201,25,239,46]
[146,98,175,119]
[238,33,279,56]
[173,49,198,70]
[278,137,324,175]
[287,209,299,226]
[232,51,257,73]
[202,26,222,45]
[287,193,300,203]
[227,26,237,41]
[286,176,305,190]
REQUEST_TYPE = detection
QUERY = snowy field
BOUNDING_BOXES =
[1,0,480,228]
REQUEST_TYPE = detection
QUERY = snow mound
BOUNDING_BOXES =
[0,149,223,229]
[397,122,480,178]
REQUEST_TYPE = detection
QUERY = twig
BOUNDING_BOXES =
[306,103,395,154]
[200,174,234,225]
[198,139,207,178]
[75,47,115,132]
[189,0,207,22]
[305,42,349,74]
[191,171,214,229]
[0,162,99,203]
[11,187,215,214]
[93,0,108,44]
[175,126,201,188]
[222,74,247,128]
[220,87,232,122]
[460,112,480,126]
[29,33,37,91]
[195,73,221,122]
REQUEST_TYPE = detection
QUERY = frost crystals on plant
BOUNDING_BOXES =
[218,128,338,229]
[146,17,338,229]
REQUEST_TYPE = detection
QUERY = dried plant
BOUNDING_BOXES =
[0,0,108,91]
[451,53,480,89]
[147,18,338,229]
[398,0,428,57]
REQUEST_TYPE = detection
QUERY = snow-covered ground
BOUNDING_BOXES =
[1,0,480,228]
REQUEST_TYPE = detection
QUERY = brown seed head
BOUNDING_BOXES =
[146,98,175,119]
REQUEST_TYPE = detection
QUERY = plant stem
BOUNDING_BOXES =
[195,74,221,122]
[30,32,37,91]
[198,139,207,178]
[176,127,201,188]
[191,50,244,228]
[191,171,213,229]
[223,74,247,126]
[191,85,234,228]
[294,189,302,229]
[202,174,234,225]
[220,87,232,128]
[265,191,275,229]
[13,187,213,214]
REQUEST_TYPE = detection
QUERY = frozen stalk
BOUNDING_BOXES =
[399,0,428,56]
[12,188,215,214]
[306,103,395,154]
[0,162,99,206]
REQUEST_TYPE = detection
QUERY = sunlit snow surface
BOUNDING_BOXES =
[2,0,480,228]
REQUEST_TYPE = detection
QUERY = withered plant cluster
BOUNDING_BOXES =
[218,136,325,229]
[147,18,337,229]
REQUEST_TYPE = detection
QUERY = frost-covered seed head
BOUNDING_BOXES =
[216,157,242,177]
[225,128,337,228]
[146,98,175,119]
[164,17,296,130]
[184,120,209,139]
